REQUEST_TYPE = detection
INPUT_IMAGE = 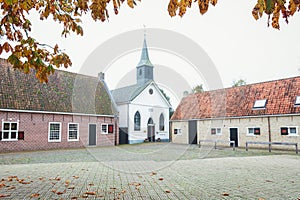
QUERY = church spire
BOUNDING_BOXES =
[137,27,153,68]
[136,27,154,85]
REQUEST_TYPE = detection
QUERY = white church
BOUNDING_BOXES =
[112,36,171,144]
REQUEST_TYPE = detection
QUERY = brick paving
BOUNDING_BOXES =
[0,143,300,199]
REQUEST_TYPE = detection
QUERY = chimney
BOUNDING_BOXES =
[98,72,105,81]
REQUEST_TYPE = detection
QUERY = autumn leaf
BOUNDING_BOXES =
[165,190,171,193]
[0,194,11,198]
[158,178,164,181]
[73,176,79,179]
[30,193,40,198]
[222,192,230,196]
[85,191,96,195]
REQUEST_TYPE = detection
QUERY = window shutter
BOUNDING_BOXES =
[0,131,2,141]
[174,129,177,134]
[254,128,260,135]
[18,131,24,140]
[108,125,114,134]
[281,127,288,135]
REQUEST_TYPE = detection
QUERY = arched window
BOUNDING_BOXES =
[159,113,164,131]
[134,111,141,131]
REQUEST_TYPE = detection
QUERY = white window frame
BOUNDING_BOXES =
[101,123,115,135]
[174,128,182,135]
[68,123,79,141]
[247,127,260,136]
[295,96,300,106]
[48,122,61,142]
[1,121,19,141]
[253,99,267,109]
[211,128,222,135]
[281,126,298,136]
[101,124,108,134]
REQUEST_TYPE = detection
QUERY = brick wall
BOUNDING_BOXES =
[0,111,118,153]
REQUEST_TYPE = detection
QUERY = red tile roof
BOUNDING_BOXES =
[0,59,114,115]
[171,76,300,120]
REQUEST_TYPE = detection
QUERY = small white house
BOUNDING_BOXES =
[112,36,171,144]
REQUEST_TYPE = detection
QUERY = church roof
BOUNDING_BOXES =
[136,36,154,68]
[0,59,114,116]
[111,81,151,104]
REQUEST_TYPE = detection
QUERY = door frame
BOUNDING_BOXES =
[147,117,155,142]
[88,123,97,146]
[228,127,239,147]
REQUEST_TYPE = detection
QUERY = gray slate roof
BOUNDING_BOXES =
[0,59,114,116]
[111,81,151,104]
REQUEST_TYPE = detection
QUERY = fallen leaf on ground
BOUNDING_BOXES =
[158,178,164,181]
[68,186,75,189]
[0,194,11,198]
[165,190,171,193]
[222,192,229,196]
[121,190,126,194]
[85,191,96,195]
[30,193,40,198]
[150,172,157,176]
[88,183,94,186]
[266,180,273,182]
[0,183,5,188]
[73,176,79,179]
[51,190,57,193]
[71,197,78,200]
[7,186,16,190]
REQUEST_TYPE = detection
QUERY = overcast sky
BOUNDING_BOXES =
[27,0,300,106]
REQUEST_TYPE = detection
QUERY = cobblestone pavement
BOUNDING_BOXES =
[0,143,300,199]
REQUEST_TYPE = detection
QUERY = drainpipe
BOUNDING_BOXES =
[268,116,271,152]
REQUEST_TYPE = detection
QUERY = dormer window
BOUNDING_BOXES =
[295,96,300,106]
[253,99,267,109]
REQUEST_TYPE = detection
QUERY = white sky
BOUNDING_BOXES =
[25,0,300,107]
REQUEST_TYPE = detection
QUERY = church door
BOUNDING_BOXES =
[147,118,155,142]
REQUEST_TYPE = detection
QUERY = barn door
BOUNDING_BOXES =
[188,120,197,144]
[89,124,97,146]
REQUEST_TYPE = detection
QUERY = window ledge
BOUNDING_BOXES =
[1,139,18,142]
[68,139,79,142]
[288,134,299,137]
[48,140,61,143]
[246,134,256,137]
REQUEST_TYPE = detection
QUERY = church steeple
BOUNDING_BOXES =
[136,29,154,85]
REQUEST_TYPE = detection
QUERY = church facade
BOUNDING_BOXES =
[112,37,171,144]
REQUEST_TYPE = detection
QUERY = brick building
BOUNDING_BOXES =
[0,59,118,152]
[171,76,300,150]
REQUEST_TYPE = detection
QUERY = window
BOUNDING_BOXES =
[134,111,141,131]
[211,128,222,135]
[174,128,182,135]
[149,88,153,95]
[101,124,114,134]
[159,113,165,131]
[295,96,300,106]
[253,99,267,109]
[247,127,260,135]
[281,127,298,136]
[48,122,61,142]
[68,123,79,141]
[1,121,18,141]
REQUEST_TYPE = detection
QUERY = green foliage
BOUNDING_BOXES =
[192,84,204,93]
[232,79,247,87]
